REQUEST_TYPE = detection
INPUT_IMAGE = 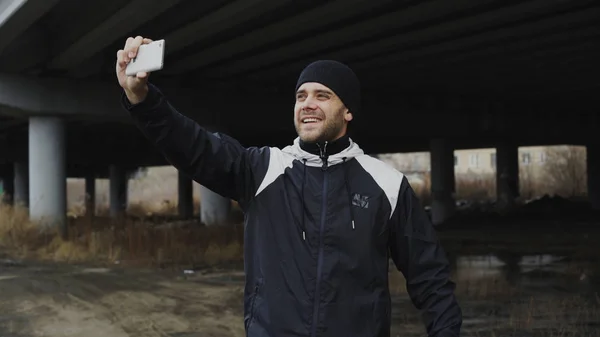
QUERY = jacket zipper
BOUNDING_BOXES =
[311,142,328,337]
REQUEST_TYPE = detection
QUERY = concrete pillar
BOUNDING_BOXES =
[429,139,455,225]
[199,185,231,226]
[496,141,519,212]
[178,170,194,219]
[1,164,14,205]
[587,144,600,210]
[109,165,128,217]
[14,160,28,207]
[85,173,95,217]
[28,117,66,232]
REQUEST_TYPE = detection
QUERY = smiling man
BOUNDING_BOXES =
[117,36,462,337]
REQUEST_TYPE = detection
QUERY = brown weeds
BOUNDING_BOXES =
[0,203,243,268]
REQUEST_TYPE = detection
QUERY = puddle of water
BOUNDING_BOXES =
[78,268,111,274]
[439,252,600,336]
[455,253,592,281]
[0,275,17,281]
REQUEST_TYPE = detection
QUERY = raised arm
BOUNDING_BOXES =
[116,36,268,208]
[388,176,462,337]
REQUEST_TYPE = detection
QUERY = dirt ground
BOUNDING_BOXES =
[0,261,247,337]
[1,254,599,337]
[0,261,426,337]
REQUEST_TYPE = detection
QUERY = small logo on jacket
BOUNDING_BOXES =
[352,193,369,209]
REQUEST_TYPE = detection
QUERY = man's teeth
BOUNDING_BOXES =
[303,118,320,123]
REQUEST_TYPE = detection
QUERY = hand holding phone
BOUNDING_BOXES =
[125,39,165,76]
[116,36,164,104]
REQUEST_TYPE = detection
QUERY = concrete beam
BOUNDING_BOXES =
[360,38,600,90]
[202,0,580,77]
[0,73,244,128]
[200,0,498,77]
[350,7,600,74]
[0,73,126,120]
[165,0,396,73]
[49,0,182,70]
[0,0,59,55]
[163,0,291,61]
[256,0,600,80]
[28,116,66,232]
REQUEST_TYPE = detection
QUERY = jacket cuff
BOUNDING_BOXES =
[121,83,162,112]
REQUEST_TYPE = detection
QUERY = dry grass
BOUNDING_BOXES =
[0,203,243,268]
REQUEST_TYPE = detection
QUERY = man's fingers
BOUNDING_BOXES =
[124,37,134,51]
[128,36,144,58]
[116,50,127,67]
[122,36,153,60]
[116,49,131,72]
[117,36,154,76]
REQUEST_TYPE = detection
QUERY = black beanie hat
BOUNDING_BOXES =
[295,60,361,116]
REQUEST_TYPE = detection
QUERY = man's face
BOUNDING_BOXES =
[294,82,353,143]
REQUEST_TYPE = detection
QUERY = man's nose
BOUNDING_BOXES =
[302,97,317,110]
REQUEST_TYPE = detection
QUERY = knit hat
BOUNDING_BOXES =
[295,60,361,117]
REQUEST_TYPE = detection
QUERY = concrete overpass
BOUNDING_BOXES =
[0,0,599,228]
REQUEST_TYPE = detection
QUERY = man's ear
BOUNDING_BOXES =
[344,109,353,122]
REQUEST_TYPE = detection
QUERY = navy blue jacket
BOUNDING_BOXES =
[122,83,462,337]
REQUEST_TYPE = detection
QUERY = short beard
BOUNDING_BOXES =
[296,107,346,143]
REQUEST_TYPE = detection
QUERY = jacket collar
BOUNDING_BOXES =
[298,134,351,157]
[282,135,364,168]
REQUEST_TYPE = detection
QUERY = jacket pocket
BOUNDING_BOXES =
[244,279,262,330]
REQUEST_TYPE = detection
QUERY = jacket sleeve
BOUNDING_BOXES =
[121,83,268,209]
[388,176,462,337]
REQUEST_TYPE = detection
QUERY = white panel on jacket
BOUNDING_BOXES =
[355,155,405,218]
[255,147,295,197]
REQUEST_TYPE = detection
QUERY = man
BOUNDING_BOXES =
[116,36,462,337]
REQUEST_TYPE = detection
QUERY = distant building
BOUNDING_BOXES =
[454,146,549,176]
[378,146,552,177]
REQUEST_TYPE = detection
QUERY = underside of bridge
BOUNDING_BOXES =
[0,0,599,228]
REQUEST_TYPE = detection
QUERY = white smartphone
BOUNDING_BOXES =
[125,39,165,76]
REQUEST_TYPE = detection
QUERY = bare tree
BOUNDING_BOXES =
[540,145,587,198]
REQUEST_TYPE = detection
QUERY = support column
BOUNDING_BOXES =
[178,170,194,219]
[14,160,28,207]
[496,141,519,212]
[85,173,96,218]
[199,185,231,226]
[587,144,600,210]
[29,117,66,233]
[109,165,128,217]
[430,139,455,225]
[1,164,14,205]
